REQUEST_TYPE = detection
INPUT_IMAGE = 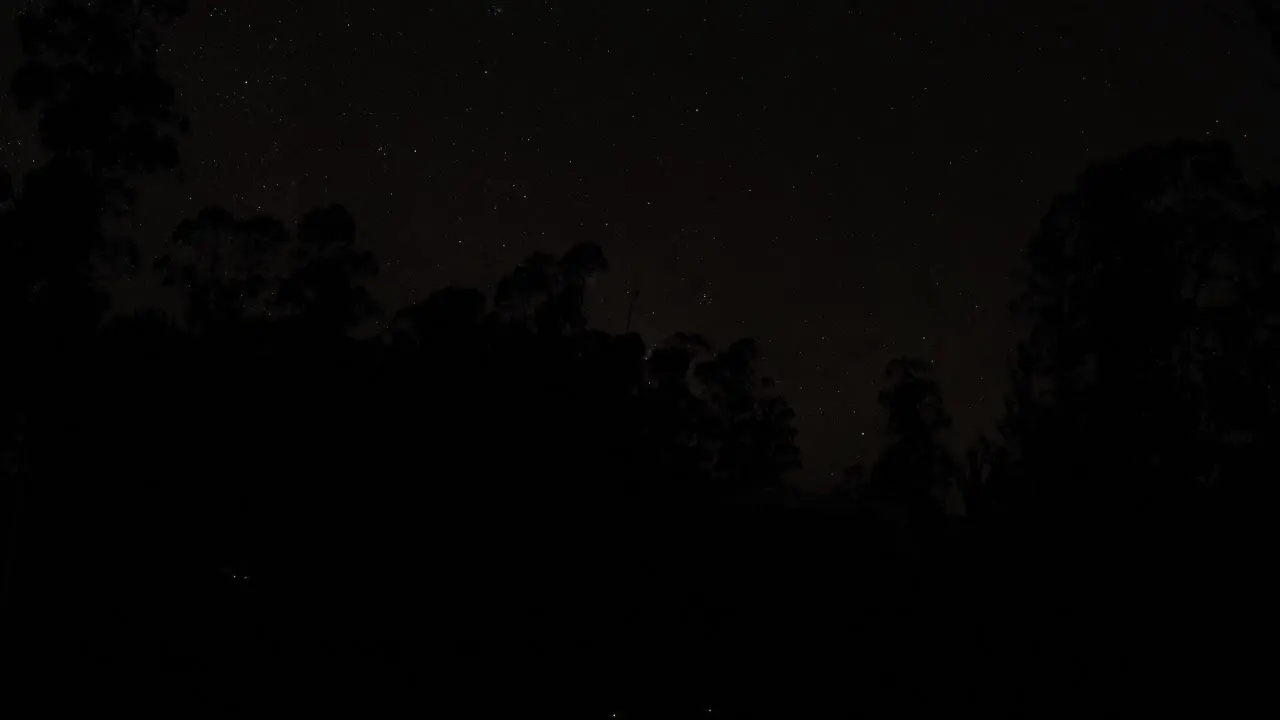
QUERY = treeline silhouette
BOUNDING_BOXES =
[2,2,1274,717]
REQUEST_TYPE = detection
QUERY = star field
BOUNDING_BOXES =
[4,0,1280,488]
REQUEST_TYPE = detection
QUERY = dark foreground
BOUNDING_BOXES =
[7,484,1256,718]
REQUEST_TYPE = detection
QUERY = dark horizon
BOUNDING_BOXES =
[2,1,1275,716]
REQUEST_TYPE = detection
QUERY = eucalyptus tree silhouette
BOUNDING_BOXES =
[1001,141,1279,518]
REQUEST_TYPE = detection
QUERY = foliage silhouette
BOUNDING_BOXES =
[11,0,188,199]
[978,141,1278,714]
[1000,141,1279,519]
[863,356,965,519]
[154,203,379,337]
[3,1,1271,717]
[3,0,190,350]
[154,206,290,331]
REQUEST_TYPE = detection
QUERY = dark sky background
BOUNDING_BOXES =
[4,0,1280,490]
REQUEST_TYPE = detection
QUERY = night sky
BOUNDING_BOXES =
[5,0,1280,489]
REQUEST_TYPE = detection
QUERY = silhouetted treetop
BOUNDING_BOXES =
[153,203,377,336]
[1249,0,1280,61]
[691,337,801,493]
[494,241,608,335]
[631,333,801,498]
[11,0,189,211]
[860,356,965,518]
[277,204,378,335]
[296,203,357,248]
[3,0,192,345]
[877,357,951,442]
[154,206,289,328]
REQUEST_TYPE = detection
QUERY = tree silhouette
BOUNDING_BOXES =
[3,0,190,347]
[0,4,831,715]
[494,241,608,335]
[1001,141,1279,516]
[960,432,1012,517]
[857,357,965,518]
[153,203,379,338]
[690,338,801,497]
[154,206,290,331]
[277,204,379,336]
[388,285,488,351]
[3,1,193,633]
[15,1,1250,714]
[1249,0,1280,61]
[979,140,1280,716]
[10,0,188,200]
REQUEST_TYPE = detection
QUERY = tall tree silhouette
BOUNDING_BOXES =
[3,0,191,621]
[983,140,1280,716]
[3,0,189,347]
[1001,141,1279,516]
